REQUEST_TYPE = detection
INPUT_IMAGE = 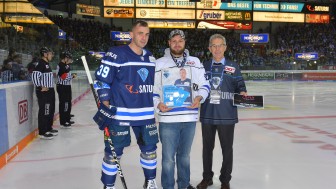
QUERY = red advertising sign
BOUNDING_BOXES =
[302,72,336,81]
[18,100,28,124]
[198,21,252,30]
[306,14,329,23]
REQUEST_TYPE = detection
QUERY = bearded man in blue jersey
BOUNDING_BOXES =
[93,20,158,189]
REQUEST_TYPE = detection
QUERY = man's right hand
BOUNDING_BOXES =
[93,104,117,130]
[158,102,173,113]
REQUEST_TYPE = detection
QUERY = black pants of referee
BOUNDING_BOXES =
[36,88,55,135]
[56,84,72,125]
[201,124,235,184]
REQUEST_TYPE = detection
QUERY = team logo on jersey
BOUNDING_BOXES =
[186,61,195,65]
[212,77,221,89]
[138,68,149,82]
[163,70,170,78]
[126,85,139,94]
[125,84,153,94]
[224,66,235,73]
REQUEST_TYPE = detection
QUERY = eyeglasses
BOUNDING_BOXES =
[209,44,226,48]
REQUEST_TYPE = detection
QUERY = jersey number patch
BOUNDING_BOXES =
[97,65,110,78]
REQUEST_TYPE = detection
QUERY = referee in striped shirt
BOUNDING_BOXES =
[56,51,75,128]
[31,47,58,140]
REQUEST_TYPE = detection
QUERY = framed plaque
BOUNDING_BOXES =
[161,67,192,107]
[233,94,264,108]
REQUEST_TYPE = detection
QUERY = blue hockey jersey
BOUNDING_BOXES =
[94,45,156,126]
[200,59,247,125]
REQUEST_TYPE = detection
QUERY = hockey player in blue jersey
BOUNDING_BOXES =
[93,21,159,189]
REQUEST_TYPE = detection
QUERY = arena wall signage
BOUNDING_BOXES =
[145,20,196,29]
[4,15,54,24]
[242,72,275,80]
[253,1,279,12]
[136,8,195,19]
[303,4,330,13]
[197,21,252,30]
[295,53,318,61]
[197,10,225,20]
[104,7,134,18]
[305,14,329,23]
[136,0,165,8]
[110,31,132,41]
[89,51,106,59]
[104,0,134,7]
[76,3,101,16]
[280,2,304,12]
[253,12,304,23]
[0,2,41,14]
[225,11,251,21]
[240,34,269,43]
[58,29,66,40]
[167,0,195,8]
[219,1,252,10]
[196,0,252,10]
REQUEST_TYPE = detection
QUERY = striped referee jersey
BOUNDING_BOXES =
[31,59,54,88]
[56,62,72,86]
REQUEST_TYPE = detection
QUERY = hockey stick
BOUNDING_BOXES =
[81,56,128,189]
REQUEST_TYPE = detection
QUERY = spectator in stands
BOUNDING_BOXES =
[1,60,13,82]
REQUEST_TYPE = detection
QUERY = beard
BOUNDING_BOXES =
[170,48,185,56]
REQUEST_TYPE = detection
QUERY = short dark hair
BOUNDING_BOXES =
[132,20,148,30]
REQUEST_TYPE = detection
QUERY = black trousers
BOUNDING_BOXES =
[56,84,72,125]
[36,88,55,135]
[201,124,235,184]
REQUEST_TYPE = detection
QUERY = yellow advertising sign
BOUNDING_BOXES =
[167,0,195,8]
[197,10,225,20]
[76,3,101,16]
[253,12,304,22]
[104,0,134,7]
[4,15,54,24]
[136,0,165,7]
[197,0,221,9]
[104,7,135,18]
[136,9,195,19]
[0,2,41,14]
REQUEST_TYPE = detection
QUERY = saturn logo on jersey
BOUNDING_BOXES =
[126,84,153,94]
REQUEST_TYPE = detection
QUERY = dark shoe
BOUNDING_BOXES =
[196,179,213,189]
[187,185,196,189]
[39,133,54,140]
[49,129,58,136]
[61,122,72,129]
[68,120,75,124]
[221,183,230,189]
[70,114,75,117]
